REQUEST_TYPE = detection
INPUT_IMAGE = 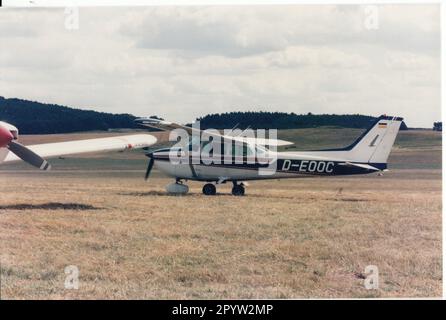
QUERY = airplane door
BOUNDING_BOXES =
[193,140,229,180]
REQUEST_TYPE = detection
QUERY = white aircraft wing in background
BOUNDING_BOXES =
[2,134,157,167]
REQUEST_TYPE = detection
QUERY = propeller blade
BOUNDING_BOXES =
[144,156,154,181]
[8,141,51,170]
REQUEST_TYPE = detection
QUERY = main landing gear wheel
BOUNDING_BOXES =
[202,183,217,196]
[231,183,245,196]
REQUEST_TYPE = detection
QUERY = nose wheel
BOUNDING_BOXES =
[202,183,217,196]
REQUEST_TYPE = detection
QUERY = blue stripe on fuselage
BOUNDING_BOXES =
[152,154,385,176]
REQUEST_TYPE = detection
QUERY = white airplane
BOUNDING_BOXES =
[135,115,403,196]
[1,115,403,197]
[0,120,157,170]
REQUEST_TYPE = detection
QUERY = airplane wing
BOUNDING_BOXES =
[135,118,194,134]
[230,136,294,147]
[2,134,157,164]
[135,118,294,147]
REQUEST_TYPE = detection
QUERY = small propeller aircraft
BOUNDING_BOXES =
[0,120,157,169]
[1,115,403,197]
[135,115,403,196]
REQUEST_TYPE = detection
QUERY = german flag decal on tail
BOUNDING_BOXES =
[378,122,387,128]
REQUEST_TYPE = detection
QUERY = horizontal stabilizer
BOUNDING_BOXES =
[339,162,380,171]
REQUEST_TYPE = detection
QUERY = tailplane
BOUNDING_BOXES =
[346,115,403,164]
[286,115,403,172]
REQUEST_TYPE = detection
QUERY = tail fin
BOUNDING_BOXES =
[346,115,403,164]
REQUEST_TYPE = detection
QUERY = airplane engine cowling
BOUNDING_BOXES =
[0,121,18,144]
[0,125,14,148]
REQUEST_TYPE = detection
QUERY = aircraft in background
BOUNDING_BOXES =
[135,115,403,196]
[0,120,157,169]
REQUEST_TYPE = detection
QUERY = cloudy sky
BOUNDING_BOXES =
[0,4,440,127]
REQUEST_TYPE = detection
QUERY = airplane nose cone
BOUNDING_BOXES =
[0,126,14,148]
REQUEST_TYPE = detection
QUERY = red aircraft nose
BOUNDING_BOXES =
[0,125,14,148]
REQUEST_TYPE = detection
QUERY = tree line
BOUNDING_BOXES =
[0,97,408,134]
[197,111,408,130]
[0,97,140,134]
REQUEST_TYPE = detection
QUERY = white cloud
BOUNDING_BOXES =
[0,4,441,127]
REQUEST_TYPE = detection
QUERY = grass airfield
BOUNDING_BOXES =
[0,128,442,298]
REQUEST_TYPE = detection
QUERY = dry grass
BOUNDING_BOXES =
[0,166,441,299]
[0,129,442,299]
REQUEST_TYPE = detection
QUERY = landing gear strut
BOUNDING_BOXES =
[202,183,217,196]
[231,182,245,196]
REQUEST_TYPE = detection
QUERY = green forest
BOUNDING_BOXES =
[0,96,140,134]
[0,96,408,134]
[198,111,408,130]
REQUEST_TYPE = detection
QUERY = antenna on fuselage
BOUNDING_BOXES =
[230,123,240,131]
[231,125,252,138]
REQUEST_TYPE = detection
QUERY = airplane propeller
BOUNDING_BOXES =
[144,153,154,181]
[0,126,51,170]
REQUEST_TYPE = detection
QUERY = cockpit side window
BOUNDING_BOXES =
[232,142,254,157]
[186,136,201,152]
[184,137,261,162]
